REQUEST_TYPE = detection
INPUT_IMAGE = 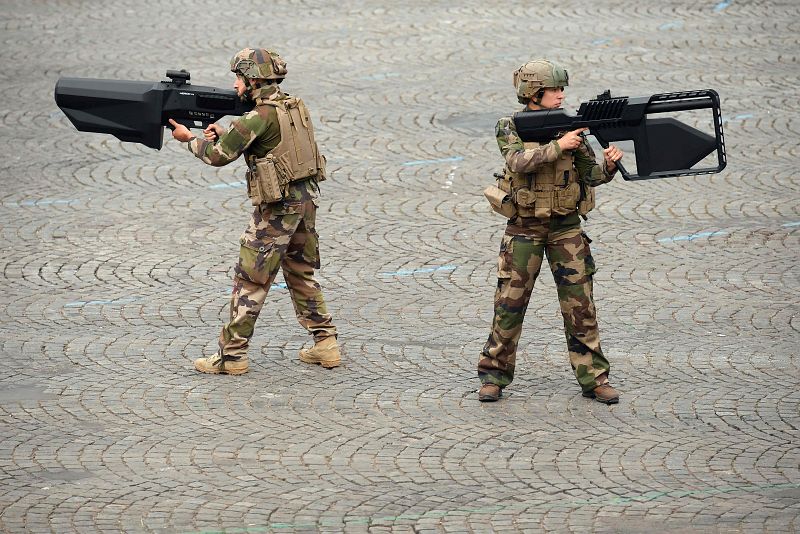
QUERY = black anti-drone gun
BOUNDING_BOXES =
[54,70,254,150]
[513,89,727,180]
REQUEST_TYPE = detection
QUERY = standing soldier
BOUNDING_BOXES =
[169,48,340,374]
[477,59,623,403]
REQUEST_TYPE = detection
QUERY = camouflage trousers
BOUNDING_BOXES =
[218,192,336,360]
[477,213,610,392]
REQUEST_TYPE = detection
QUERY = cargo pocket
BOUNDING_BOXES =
[581,232,596,277]
[234,242,278,286]
[497,234,514,280]
[304,227,321,269]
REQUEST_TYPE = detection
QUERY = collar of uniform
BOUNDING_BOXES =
[250,84,284,103]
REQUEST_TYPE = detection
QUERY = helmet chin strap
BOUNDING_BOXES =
[531,89,544,106]
[240,77,261,101]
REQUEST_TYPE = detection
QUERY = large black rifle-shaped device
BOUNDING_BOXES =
[513,89,727,180]
[54,70,254,150]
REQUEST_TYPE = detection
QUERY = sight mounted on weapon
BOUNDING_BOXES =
[165,69,190,85]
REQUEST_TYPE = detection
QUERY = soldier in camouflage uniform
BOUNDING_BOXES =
[477,59,623,403]
[169,48,339,375]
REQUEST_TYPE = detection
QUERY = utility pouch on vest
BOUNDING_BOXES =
[316,153,327,182]
[248,154,283,205]
[514,188,536,209]
[578,183,596,216]
[484,184,517,218]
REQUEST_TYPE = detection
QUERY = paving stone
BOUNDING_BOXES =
[0,0,798,532]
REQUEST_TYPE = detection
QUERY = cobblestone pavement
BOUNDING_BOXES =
[1,0,798,532]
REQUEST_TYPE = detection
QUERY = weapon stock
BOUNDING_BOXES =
[513,89,727,180]
[54,70,254,150]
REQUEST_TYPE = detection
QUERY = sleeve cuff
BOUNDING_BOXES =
[551,139,562,158]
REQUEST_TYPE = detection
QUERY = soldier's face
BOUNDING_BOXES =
[539,87,565,109]
[234,76,246,96]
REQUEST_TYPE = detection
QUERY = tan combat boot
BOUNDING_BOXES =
[298,337,341,368]
[194,353,249,375]
[582,373,619,404]
[478,383,502,402]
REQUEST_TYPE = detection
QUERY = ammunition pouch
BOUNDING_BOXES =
[247,154,284,205]
[484,172,517,218]
[484,183,517,218]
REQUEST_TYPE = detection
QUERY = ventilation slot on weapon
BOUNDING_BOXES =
[583,99,626,122]
[197,94,237,111]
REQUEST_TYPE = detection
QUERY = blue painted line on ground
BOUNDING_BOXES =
[658,21,684,30]
[381,265,457,277]
[783,221,800,227]
[714,0,732,12]
[658,231,727,243]
[722,113,753,123]
[209,181,246,190]
[402,156,463,166]
[65,297,141,308]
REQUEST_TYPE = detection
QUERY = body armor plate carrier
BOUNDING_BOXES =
[246,96,326,205]
[486,140,595,219]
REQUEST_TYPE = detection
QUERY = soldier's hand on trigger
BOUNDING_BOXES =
[557,127,586,151]
[204,123,225,142]
[168,119,195,142]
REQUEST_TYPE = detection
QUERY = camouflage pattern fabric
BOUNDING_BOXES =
[220,179,336,360]
[496,116,562,173]
[187,85,283,165]
[185,83,336,361]
[477,213,609,392]
[230,48,287,81]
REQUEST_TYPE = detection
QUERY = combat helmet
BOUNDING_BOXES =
[230,48,288,81]
[513,59,569,102]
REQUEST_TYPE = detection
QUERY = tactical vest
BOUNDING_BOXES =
[245,95,326,205]
[498,140,595,218]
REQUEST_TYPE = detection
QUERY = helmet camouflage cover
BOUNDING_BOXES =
[513,59,569,99]
[230,48,288,81]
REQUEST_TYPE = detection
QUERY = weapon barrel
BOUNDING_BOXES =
[55,77,165,149]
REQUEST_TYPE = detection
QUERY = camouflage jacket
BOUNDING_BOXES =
[496,111,616,187]
[186,84,283,166]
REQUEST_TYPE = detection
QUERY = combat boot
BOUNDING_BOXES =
[582,374,619,404]
[298,336,340,368]
[194,353,249,375]
[478,383,502,402]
